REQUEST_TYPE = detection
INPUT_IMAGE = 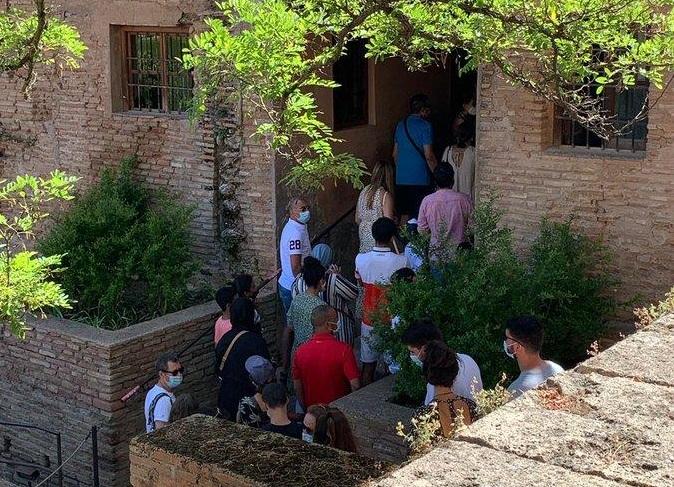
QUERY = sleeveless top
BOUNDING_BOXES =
[357,186,386,253]
[433,390,478,437]
[441,146,475,202]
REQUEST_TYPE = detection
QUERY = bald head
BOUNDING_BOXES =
[311,304,337,333]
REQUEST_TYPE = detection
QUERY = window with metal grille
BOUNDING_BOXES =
[333,39,369,130]
[123,28,193,113]
[554,81,649,152]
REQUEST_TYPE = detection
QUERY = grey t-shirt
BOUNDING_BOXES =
[507,360,564,398]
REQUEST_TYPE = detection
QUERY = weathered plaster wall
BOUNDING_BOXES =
[477,66,674,307]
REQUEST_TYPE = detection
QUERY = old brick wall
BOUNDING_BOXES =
[0,1,281,283]
[477,66,674,308]
[0,302,220,487]
[0,296,281,487]
[129,415,390,487]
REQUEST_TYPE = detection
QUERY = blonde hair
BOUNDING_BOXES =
[366,160,395,209]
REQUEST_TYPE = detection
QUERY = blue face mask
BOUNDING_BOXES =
[298,210,311,224]
[167,375,183,389]
[302,429,314,443]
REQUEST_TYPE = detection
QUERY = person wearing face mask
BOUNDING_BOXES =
[292,305,360,410]
[291,244,358,346]
[393,94,438,224]
[401,319,482,405]
[504,316,564,398]
[303,405,358,453]
[282,256,327,373]
[278,197,312,315]
[144,351,184,433]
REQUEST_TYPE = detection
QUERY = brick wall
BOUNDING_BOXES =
[0,295,280,487]
[0,1,281,283]
[0,303,218,487]
[129,415,390,487]
[477,66,674,307]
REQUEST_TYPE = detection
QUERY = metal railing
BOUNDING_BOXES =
[0,422,99,487]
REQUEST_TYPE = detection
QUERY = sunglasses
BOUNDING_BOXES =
[162,367,184,376]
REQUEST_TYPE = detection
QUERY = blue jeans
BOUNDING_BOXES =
[278,285,293,319]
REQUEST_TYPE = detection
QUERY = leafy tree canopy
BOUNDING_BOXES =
[0,0,86,94]
[185,0,674,189]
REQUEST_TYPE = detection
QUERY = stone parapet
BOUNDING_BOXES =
[129,415,390,487]
[373,313,674,486]
[332,375,414,464]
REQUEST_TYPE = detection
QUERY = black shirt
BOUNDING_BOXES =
[215,327,270,420]
[262,421,303,439]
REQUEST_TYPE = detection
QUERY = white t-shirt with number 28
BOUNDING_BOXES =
[279,219,311,290]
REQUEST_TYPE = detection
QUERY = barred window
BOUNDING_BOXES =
[122,28,193,113]
[554,81,649,152]
[333,39,369,130]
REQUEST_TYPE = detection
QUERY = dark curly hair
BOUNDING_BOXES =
[422,340,460,388]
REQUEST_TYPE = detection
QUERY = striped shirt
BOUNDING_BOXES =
[291,272,358,345]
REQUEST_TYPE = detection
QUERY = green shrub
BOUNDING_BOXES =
[38,157,198,329]
[375,196,615,403]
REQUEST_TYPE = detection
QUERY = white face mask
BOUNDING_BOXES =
[503,340,516,359]
[302,429,314,443]
[409,353,423,368]
[327,320,341,335]
[467,105,476,116]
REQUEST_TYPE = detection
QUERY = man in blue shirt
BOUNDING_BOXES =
[393,94,438,222]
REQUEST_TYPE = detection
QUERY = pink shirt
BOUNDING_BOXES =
[418,189,473,246]
[214,316,232,345]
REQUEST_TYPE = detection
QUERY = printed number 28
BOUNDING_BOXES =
[289,240,302,250]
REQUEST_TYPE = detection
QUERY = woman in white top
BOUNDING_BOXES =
[441,126,475,201]
[355,160,396,253]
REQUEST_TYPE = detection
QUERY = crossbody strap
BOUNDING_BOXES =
[219,331,248,372]
[147,392,173,430]
[404,116,427,161]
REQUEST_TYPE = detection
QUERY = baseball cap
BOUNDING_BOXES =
[245,355,274,386]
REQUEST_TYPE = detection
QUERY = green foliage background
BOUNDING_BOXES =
[0,172,77,337]
[38,157,199,330]
[376,197,616,402]
[185,0,674,190]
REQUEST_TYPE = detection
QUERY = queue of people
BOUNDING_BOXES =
[143,93,564,445]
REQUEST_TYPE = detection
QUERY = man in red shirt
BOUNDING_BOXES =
[292,305,360,408]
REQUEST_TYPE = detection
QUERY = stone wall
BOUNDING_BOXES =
[374,313,674,486]
[332,375,414,464]
[477,67,674,308]
[0,0,280,282]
